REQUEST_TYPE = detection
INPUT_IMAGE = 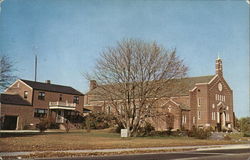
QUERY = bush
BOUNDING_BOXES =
[239,117,250,134]
[64,120,70,133]
[148,131,168,136]
[83,112,115,130]
[114,122,124,133]
[23,124,33,130]
[49,122,59,129]
[223,135,232,140]
[137,122,155,136]
[37,118,50,132]
[188,126,211,139]
[243,132,250,137]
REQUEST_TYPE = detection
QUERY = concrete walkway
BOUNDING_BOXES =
[0,144,249,157]
[0,130,63,133]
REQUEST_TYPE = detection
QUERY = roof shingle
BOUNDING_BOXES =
[86,75,215,100]
[20,79,84,95]
[0,94,31,106]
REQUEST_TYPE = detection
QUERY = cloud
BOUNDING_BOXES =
[0,0,4,13]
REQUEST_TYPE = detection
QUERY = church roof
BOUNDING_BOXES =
[86,75,215,100]
[20,79,84,96]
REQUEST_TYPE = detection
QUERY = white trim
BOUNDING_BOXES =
[19,79,33,90]
[189,87,197,92]
[198,111,201,120]
[5,79,33,92]
[4,79,19,92]
[208,75,218,84]
[84,104,102,107]
[49,106,76,110]
[16,116,19,130]
[217,101,225,107]
[161,99,180,107]
[196,83,208,85]
[217,112,220,123]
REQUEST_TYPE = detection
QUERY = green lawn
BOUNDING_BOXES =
[0,129,241,152]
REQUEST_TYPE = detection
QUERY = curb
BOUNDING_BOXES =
[1,144,249,157]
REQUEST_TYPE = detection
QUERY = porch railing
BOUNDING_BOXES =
[49,101,76,108]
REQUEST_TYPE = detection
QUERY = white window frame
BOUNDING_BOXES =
[197,98,201,107]
[198,111,201,120]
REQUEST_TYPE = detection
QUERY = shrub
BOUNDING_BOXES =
[137,122,155,136]
[82,112,115,130]
[239,117,250,134]
[114,122,124,133]
[188,126,211,139]
[64,120,70,133]
[37,118,50,132]
[23,124,33,130]
[223,135,232,140]
[49,122,59,129]
[243,132,250,137]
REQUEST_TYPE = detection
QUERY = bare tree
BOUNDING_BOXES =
[88,39,188,136]
[0,55,17,91]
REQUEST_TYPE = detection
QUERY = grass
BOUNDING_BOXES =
[0,129,241,152]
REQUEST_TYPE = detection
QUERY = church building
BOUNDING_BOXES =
[84,58,235,131]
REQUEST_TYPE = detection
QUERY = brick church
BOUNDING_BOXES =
[84,58,235,131]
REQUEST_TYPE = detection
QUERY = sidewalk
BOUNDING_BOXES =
[1,144,249,157]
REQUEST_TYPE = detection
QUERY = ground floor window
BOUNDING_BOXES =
[198,111,201,120]
[34,109,48,118]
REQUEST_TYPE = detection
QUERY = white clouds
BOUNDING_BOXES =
[0,0,4,14]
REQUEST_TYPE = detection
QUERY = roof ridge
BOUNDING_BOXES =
[20,79,73,88]
[20,79,84,95]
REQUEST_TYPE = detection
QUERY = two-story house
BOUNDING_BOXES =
[0,80,84,130]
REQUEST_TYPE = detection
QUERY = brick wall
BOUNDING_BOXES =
[1,104,36,129]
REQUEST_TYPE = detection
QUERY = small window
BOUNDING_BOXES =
[198,111,201,120]
[182,115,186,124]
[193,117,196,124]
[198,98,201,107]
[73,96,79,104]
[212,112,216,120]
[34,109,47,118]
[226,113,230,121]
[38,92,45,100]
[59,94,63,101]
[24,91,28,99]
[168,105,172,112]
[106,105,111,114]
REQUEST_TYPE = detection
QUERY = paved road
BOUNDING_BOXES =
[38,148,250,160]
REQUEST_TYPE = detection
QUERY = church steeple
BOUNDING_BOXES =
[216,57,223,76]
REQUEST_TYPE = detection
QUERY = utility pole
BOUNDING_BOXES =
[35,55,37,82]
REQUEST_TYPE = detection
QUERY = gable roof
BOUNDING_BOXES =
[86,75,215,97]
[161,99,191,111]
[0,94,31,106]
[20,79,84,96]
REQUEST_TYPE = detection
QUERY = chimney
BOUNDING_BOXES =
[45,80,51,84]
[90,80,97,90]
[215,57,223,76]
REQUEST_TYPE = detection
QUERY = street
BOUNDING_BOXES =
[38,148,250,160]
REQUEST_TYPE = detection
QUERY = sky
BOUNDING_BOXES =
[0,0,249,117]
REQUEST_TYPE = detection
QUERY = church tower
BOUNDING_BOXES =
[216,57,223,76]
